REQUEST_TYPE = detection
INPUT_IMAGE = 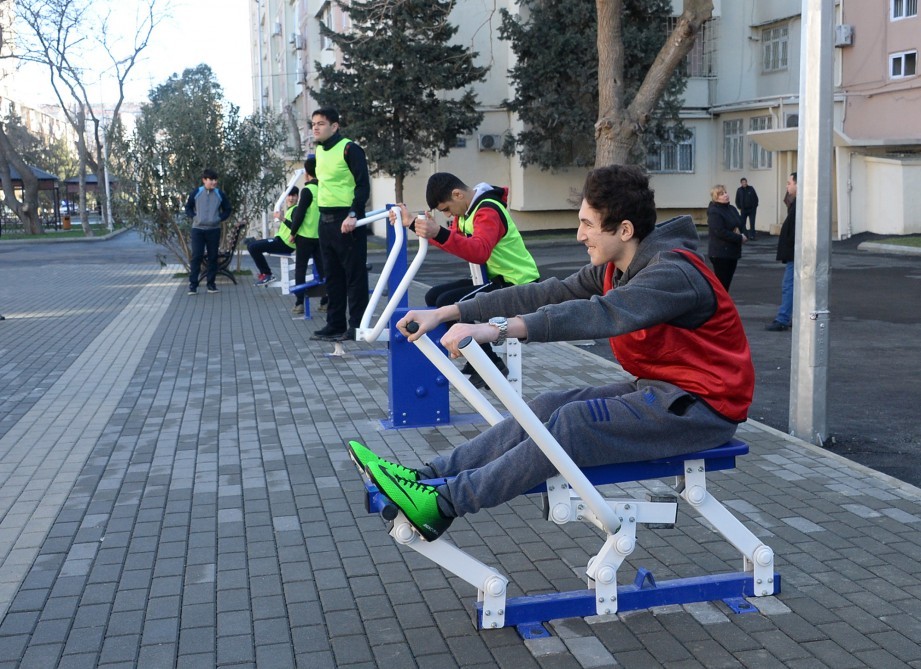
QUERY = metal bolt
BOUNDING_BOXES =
[629,517,635,523]
[624,504,631,510]
[549,485,555,491]
[686,467,692,473]
[768,577,774,583]
[756,578,762,584]
[484,610,491,616]
[498,609,504,615]
[698,466,704,472]
[491,622,498,628]
[598,596,605,603]
[604,608,611,614]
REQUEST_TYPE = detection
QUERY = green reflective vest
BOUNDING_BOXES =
[458,199,539,286]
[277,206,297,249]
[297,182,320,238]
[316,137,355,208]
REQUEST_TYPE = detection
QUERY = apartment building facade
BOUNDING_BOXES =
[250,0,918,237]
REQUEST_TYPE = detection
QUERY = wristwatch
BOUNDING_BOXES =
[488,317,509,347]
[348,210,356,219]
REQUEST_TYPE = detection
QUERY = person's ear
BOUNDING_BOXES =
[451,189,465,202]
[619,220,635,241]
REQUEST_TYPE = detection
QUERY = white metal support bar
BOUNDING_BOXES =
[458,338,621,535]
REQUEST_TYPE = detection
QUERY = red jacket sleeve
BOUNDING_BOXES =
[433,206,505,264]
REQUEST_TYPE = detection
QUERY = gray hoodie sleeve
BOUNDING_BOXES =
[457,251,716,343]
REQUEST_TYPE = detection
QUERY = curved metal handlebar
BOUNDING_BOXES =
[358,208,428,343]
[456,337,621,535]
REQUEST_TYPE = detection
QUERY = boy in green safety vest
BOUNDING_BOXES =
[247,188,297,285]
[391,172,539,388]
[286,156,326,315]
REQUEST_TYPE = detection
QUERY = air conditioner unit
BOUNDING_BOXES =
[478,133,503,151]
[834,24,854,47]
[290,33,305,50]
[271,21,282,36]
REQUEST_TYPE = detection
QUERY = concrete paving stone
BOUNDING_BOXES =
[251,593,288,620]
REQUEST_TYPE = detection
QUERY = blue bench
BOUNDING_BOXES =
[359,437,779,635]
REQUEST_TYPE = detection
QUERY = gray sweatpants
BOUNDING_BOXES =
[425,380,739,517]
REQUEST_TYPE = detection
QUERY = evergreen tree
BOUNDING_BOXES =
[499,0,695,170]
[312,0,487,201]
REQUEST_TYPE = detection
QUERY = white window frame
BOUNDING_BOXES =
[891,0,918,20]
[723,119,744,171]
[317,2,334,51]
[749,116,773,170]
[645,128,696,174]
[762,25,789,72]
[890,50,918,79]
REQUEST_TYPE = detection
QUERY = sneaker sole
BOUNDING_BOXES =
[365,464,443,542]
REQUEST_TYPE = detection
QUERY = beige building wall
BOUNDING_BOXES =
[250,1,919,238]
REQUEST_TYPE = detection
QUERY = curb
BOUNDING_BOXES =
[0,226,131,244]
[856,240,921,256]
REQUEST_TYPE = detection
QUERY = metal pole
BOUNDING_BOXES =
[790,0,834,445]
[255,0,269,239]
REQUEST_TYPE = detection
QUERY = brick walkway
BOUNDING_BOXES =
[1,255,920,668]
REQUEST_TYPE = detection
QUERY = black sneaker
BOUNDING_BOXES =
[206,285,219,294]
[310,325,346,341]
[188,286,197,296]
[337,328,356,342]
[469,360,509,389]
[765,320,790,332]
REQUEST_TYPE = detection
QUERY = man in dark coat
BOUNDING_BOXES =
[766,173,797,331]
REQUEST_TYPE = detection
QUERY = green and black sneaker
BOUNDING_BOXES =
[347,440,419,481]
[366,462,453,542]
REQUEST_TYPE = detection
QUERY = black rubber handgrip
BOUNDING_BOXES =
[406,322,419,334]
[459,336,472,348]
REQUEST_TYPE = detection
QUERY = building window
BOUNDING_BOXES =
[318,2,334,50]
[749,116,773,170]
[666,17,718,77]
[890,51,918,78]
[645,128,695,173]
[762,25,789,72]
[723,119,744,170]
[891,0,918,20]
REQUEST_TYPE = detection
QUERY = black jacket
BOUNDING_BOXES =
[776,198,796,263]
[735,185,759,211]
[706,201,745,260]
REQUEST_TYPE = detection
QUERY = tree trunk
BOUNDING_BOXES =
[595,0,713,168]
[0,124,43,235]
[395,173,404,205]
[76,106,93,236]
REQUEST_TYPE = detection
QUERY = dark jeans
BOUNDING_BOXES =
[739,208,757,237]
[319,211,369,331]
[189,227,221,289]
[709,257,738,291]
[294,236,325,306]
[426,278,511,366]
[247,237,292,275]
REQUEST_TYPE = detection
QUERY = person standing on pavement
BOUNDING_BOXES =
[286,156,326,315]
[185,168,232,295]
[309,107,371,342]
[706,184,746,291]
[247,187,299,285]
[766,172,797,332]
[348,164,754,542]
[391,173,540,388]
[735,177,759,240]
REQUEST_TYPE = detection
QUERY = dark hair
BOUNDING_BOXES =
[201,168,218,180]
[740,177,748,183]
[288,186,300,197]
[790,172,797,183]
[581,165,657,240]
[303,155,317,177]
[425,172,467,210]
[312,107,340,124]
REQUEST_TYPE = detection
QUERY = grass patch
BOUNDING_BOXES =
[0,225,124,241]
[875,235,921,248]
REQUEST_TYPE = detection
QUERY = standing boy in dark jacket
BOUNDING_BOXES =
[735,177,759,240]
[185,168,232,295]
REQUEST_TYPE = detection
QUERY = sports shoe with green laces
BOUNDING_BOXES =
[346,440,418,481]
[366,462,453,542]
